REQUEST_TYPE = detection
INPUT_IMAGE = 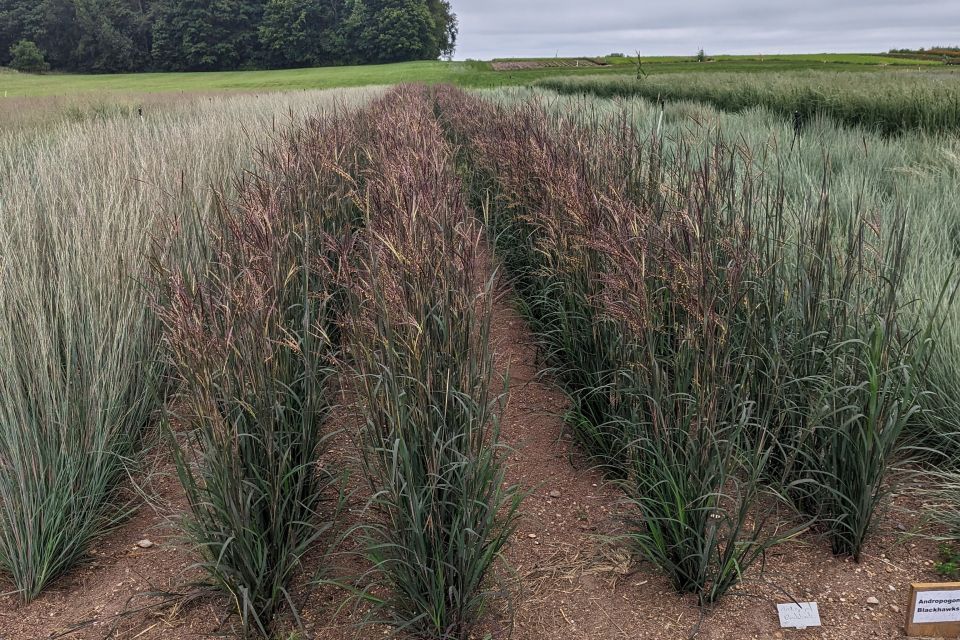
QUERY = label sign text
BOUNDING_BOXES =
[777,602,821,629]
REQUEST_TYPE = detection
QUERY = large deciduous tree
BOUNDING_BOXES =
[9,39,49,72]
[151,0,264,71]
[0,0,79,69]
[346,0,445,64]
[259,0,346,68]
[0,0,458,71]
[427,0,456,59]
[73,0,151,72]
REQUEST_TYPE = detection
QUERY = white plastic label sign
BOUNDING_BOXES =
[913,589,960,623]
[777,602,822,629]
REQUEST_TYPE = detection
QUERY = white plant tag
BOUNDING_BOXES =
[777,601,821,630]
[913,588,960,623]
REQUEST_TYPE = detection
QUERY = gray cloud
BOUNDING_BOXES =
[452,1,960,59]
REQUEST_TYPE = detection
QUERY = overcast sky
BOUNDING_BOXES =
[453,1,960,59]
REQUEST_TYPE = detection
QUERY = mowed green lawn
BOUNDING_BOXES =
[0,54,944,98]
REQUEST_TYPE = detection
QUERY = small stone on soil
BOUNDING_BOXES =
[866,596,880,605]
[549,490,562,498]
[135,539,154,549]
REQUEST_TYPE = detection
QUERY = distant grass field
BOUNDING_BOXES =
[539,69,960,135]
[0,53,945,98]
[499,53,941,66]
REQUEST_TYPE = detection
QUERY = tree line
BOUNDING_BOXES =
[0,0,457,72]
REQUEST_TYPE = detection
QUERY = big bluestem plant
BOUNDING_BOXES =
[438,91,643,472]
[341,87,520,639]
[764,199,930,559]
[584,141,809,604]
[156,111,359,635]
[0,221,160,601]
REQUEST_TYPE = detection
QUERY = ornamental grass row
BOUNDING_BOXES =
[436,86,933,604]
[338,86,520,639]
[154,104,367,635]
[0,91,370,603]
